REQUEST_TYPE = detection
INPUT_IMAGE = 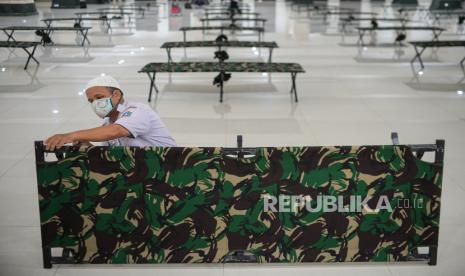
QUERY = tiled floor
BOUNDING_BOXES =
[1,0,465,275]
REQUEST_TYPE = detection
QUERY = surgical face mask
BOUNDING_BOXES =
[91,93,115,118]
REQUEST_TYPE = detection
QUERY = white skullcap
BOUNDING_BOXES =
[85,75,122,91]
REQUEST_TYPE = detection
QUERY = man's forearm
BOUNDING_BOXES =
[70,125,129,142]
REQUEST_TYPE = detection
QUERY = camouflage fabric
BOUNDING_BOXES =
[161,41,278,49]
[200,18,267,22]
[409,40,465,47]
[139,62,305,73]
[327,11,377,15]
[0,41,40,48]
[1,26,91,31]
[37,145,442,264]
[75,12,132,16]
[341,18,409,22]
[42,18,109,22]
[357,26,445,31]
[205,12,259,16]
[180,26,264,32]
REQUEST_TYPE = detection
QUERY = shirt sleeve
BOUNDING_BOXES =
[114,106,150,139]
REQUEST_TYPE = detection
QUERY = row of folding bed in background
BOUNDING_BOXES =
[138,2,306,102]
[289,0,465,72]
[0,3,150,69]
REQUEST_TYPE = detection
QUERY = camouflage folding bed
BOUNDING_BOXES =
[1,25,92,47]
[409,40,465,70]
[356,26,445,46]
[160,41,278,62]
[35,135,444,268]
[42,17,116,34]
[138,62,305,102]
[179,26,265,43]
[0,41,40,70]
[200,18,267,28]
[204,11,260,19]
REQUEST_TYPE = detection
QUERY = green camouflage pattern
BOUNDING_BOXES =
[161,41,278,49]
[0,41,40,48]
[341,18,409,22]
[180,26,264,32]
[409,40,465,47]
[200,18,267,22]
[75,12,132,16]
[37,145,442,264]
[139,62,305,73]
[205,12,259,16]
[357,26,445,31]
[1,26,91,31]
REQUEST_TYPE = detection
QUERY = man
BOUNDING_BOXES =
[45,75,176,150]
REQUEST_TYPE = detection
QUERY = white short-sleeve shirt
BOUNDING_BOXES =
[103,101,177,147]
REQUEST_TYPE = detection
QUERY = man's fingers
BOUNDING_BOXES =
[49,138,58,151]
[46,136,60,151]
[44,136,53,151]
[56,139,66,149]
[44,134,74,151]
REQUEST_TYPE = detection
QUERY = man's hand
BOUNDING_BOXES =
[44,133,75,151]
[73,141,93,147]
[43,124,129,151]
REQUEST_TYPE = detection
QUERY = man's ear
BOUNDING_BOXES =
[113,89,123,101]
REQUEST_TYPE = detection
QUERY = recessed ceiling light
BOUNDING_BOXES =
[100,73,106,76]
[140,47,145,50]
[130,51,135,54]
[363,47,367,51]
[118,59,125,64]
[1,68,5,72]
[418,71,423,76]
[262,73,268,77]
[457,90,464,95]
[52,110,59,114]
[252,47,257,51]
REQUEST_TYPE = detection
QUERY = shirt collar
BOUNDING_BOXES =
[116,100,128,113]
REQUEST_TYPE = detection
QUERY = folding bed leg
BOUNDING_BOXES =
[34,141,52,268]
[81,29,90,47]
[166,48,172,63]
[4,30,16,42]
[23,45,39,70]
[432,30,442,42]
[434,139,445,165]
[146,72,158,102]
[357,29,364,47]
[460,56,465,70]
[290,72,298,102]
[219,72,224,103]
[42,247,52,268]
[428,246,438,265]
[106,19,112,34]
[410,45,426,71]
